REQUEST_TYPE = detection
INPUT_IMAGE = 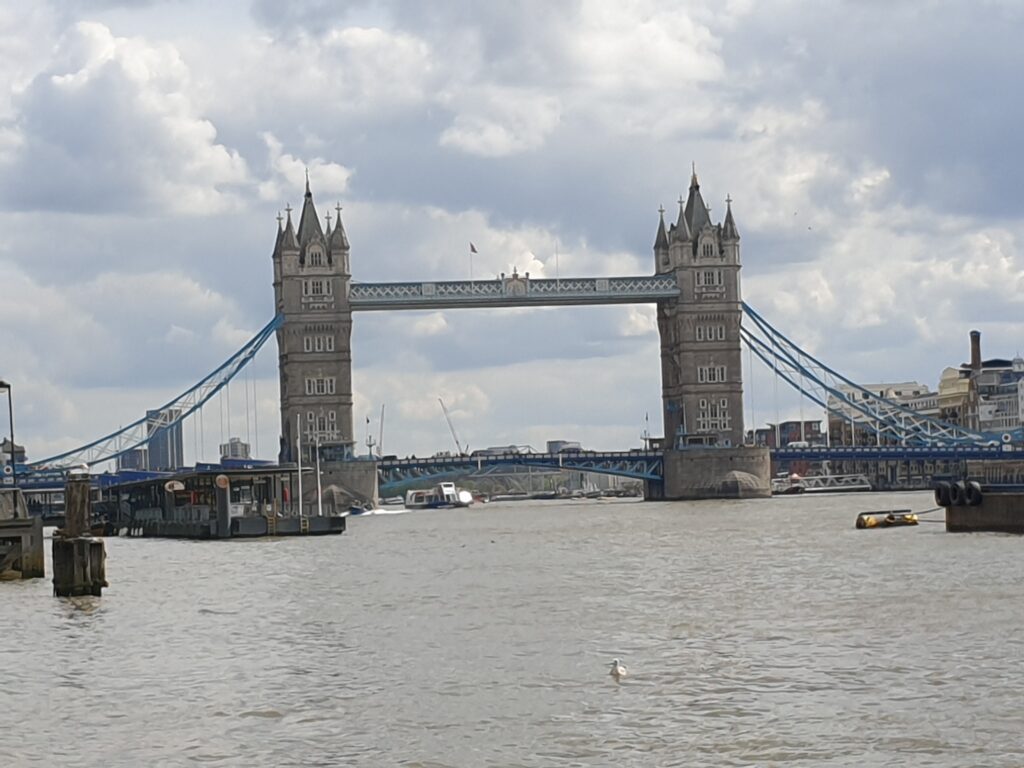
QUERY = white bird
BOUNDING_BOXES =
[609,658,627,682]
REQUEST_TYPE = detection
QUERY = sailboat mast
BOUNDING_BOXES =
[378,404,385,458]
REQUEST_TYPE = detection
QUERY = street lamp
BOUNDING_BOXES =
[0,380,15,488]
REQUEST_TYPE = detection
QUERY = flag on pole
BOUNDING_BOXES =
[366,415,371,424]
[469,242,478,253]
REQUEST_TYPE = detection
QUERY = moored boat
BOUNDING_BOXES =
[772,471,872,495]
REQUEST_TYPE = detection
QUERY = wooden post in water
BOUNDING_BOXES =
[52,467,107,597]
[214,474,231,538]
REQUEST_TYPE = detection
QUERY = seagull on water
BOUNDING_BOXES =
[609,658,627,682]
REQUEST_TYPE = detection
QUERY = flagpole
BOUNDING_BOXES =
[296,413,303,517]
[469,243,474,281]
[315,435,323,517]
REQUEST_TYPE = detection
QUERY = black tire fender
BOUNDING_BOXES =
[933,482,952,507]
[966,481,983,507]
[949,480,967,507]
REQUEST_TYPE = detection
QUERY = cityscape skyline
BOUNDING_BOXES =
[1,1,1023,462]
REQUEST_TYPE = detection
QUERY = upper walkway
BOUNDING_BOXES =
[349,274,679,310]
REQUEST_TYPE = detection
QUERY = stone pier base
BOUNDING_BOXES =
[649,446,771,500]
[318,459,380,509]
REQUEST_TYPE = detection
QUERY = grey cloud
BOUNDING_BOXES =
[725,2,1024,218]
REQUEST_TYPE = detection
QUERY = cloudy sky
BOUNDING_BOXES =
[2,0,1023,464]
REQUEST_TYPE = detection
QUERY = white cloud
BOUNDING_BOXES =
[1,20,249,214]
[257,132,353,203]
[410,313,449,337]
[439,88,561,157]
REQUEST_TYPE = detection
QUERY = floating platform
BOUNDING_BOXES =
[855,510,919,529]
[122,514,346,539]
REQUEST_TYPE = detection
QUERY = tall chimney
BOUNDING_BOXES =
[970,330,982,371]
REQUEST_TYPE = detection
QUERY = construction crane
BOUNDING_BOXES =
[438,398,466,455]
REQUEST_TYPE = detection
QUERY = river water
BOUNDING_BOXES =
[2,492,1023,767]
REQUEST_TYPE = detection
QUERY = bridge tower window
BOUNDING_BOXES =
[697,365,728,383]
[695,269,723,287]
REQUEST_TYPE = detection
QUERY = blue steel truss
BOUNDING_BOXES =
[771,444,1019,462]
[740,302,1001,447]
[28,315,283,471]
[378,451,664,492]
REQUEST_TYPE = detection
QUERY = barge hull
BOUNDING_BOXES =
[946,494,1024,534]
[125,515,346,539]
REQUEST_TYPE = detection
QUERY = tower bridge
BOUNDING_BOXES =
[274,168,747,457]
[265,168,758,501]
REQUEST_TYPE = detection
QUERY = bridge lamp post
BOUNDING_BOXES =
[0,380,16,488]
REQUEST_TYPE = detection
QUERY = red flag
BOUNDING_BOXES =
[469,242,478,253]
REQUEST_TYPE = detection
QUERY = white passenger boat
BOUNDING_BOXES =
[405,482,474,510]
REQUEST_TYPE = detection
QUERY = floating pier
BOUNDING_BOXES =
[116,471,347,540]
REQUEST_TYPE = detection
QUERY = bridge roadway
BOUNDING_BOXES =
[380,444,1024,490]
[12,444,1022,493]
[378,450,665,490]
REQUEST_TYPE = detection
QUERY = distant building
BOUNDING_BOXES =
[955,331,1024,433]
[146,408,183,470]
[1,438,26,465]
[117,446,149,471]
[750,420,823,448]
[220,437,252,461]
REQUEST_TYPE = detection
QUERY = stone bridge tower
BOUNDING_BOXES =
[654,168,744,449]
[272,179,354,463]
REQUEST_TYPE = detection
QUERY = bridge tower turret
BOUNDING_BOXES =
[656,167,744,448]
[273,179,354,463]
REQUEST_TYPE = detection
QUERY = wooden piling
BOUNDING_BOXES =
[52,470,107,597]
[52,537,106,596]
[214,474,231,538]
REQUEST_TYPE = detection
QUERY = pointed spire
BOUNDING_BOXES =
[296,175,324,250]
[672,194,691,241]
[324,212,333,238]
[654,205,669,250]
[722,194,740,241]
[281,204,298,250]
[330,201,349,251]
[272,211,285,258]
[684,164,711,234]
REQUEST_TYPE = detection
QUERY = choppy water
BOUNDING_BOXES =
[3,492,1024,767]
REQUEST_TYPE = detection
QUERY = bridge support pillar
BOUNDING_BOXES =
[657,446,770,500]
[316,460,379,512]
